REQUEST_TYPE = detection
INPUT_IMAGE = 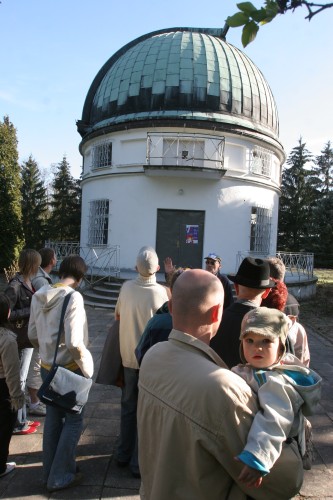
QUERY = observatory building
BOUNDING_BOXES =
[77,27,284,272]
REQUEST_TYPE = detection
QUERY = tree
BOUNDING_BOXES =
[311,191,333,266]
[313,141,333,195]
[278,137,318,251]
[227,1,333,47]
[48,156,81,241]
[0,116,24,269]
[21,155,49,249]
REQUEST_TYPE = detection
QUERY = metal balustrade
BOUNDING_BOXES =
[44,241,120,288]
[235,251,314,280]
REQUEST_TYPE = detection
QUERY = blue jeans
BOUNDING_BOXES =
[118,367,139,473]
[14,347,33,431]
[41,367,84,489]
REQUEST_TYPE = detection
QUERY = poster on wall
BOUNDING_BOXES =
[186,225,199,244]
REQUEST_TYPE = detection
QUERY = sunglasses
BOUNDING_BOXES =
[206,259,217,265]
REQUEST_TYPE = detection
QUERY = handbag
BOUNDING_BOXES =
[37,292,93,414]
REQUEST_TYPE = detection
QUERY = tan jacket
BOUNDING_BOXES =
[138,330,303,500]
[115,274,168,369]
[0,327,25,410]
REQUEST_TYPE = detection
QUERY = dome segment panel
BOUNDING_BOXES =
[79,28,279,141]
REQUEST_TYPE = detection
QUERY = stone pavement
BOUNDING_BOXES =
[1,306,332,500]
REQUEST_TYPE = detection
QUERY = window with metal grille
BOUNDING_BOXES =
[88,200,109,246]
[92,142,112,169]
[249,147,272,177]
[250,206,272,253]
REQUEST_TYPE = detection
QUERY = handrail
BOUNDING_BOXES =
[235,251,314,279]
[44,241,120,287]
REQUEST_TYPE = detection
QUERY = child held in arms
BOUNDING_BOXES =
[232,307,321,488]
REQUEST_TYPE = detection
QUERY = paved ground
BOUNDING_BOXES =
[1,306,332,499]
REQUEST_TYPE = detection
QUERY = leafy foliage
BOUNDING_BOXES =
[227,1,333,46]
[313,141,333,195]
[278,138,318,251]
[48,156,81,241]
[278,137,333,266]
[0,116,24,269]
[21,155,49,249]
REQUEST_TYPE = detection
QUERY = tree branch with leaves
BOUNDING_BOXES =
[227,1,333,46]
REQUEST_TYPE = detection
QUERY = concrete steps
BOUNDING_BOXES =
[82,279,122,310]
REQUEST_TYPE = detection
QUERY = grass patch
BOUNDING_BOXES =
[301,268,333,334]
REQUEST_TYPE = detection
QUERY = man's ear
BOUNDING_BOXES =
[211,303,222,323]
[168,298,173,315]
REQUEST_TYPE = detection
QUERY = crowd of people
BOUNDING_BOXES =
[0,245,321,500]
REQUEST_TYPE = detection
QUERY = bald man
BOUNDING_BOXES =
[137,269,303,500]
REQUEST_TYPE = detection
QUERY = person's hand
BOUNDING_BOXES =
[237,463,263,488]
[164,257,174,274]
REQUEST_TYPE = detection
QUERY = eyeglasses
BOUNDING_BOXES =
[205,259,217,265]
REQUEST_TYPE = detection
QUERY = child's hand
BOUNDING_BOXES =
[237,463,263,488]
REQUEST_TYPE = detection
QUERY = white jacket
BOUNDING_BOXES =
[287,316,310,367]
[28,284,93,378]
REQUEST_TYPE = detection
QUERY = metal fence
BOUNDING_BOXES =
[235,251,314,279]
[45,241,120,288]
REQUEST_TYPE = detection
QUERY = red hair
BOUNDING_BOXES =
[261,279,288,311]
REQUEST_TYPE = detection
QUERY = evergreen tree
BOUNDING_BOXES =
[313,141,333,194]
[49,156,81,241]
[311,191,333,266]
[278,137,318,251]
[0,116,24,269]
[21,155,49,248]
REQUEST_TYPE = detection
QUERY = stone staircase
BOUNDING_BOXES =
[81,271,168,310]
[82,278,123,310]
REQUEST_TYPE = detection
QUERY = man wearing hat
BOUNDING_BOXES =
[204,253,234,310]
[210,257,275,368]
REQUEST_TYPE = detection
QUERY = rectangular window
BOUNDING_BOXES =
[250,206,272,253]
[249,146,272,177]
[88,199,109,246]
[92,142,112,169]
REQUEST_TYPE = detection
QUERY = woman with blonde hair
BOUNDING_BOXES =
[4,248,41,435]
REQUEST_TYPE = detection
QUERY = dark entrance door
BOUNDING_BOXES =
[156,209,205,269]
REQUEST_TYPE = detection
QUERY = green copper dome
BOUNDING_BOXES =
[78,27,279,141]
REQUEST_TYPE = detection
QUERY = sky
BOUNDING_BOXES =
[1,0,332,179]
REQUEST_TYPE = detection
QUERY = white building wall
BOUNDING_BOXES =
[80,127,282,274]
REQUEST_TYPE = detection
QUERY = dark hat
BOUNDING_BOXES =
[227,257,275,289]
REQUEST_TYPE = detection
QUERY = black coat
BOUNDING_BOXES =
[217,272,235,310]
[210,302,256,368]
[4,273,34,349]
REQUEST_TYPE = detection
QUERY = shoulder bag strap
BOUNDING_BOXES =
[51,291,74,367]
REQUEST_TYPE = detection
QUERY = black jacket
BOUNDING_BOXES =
[217,272,235,311]
[210,301,256,368]
[4,273,34,349]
